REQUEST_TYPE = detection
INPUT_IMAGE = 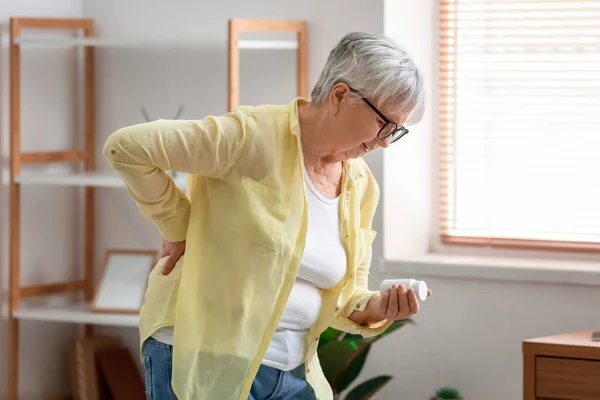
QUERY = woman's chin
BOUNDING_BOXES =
[348,147,368,159]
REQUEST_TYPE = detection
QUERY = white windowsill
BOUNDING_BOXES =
[384,254,600,286]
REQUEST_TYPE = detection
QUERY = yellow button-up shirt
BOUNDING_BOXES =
[103,97,392,400]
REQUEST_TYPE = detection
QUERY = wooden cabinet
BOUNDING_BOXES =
[523,330,600,400]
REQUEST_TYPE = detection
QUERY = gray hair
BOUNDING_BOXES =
[311,32,426,125]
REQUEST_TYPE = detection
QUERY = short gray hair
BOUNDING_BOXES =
[311,32,426,125]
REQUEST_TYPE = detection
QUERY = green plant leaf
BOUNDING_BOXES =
[334,342,371,393]
[318,327,344,350]
[317,338,367,389]
[344,375,392,400]
[435,386,462,399]
[342,319,414,344]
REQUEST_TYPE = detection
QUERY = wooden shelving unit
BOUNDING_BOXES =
[8,17,96,400]
[227,18,308,111]
[6,16,307,400]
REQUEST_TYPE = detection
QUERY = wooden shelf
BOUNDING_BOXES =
[13,36,298,50]
[238,40,297,49]
[13,301,138,327]
[15,171,187,190]
[13,36,209,48]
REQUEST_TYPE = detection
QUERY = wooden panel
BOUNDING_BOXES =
[11,17,93,30]
[296,24,308,97]
[20,281,84,298]
[232,19,306,32]
[21,149,85,163]
[83,23,96,339]
[523,354,536,400]
[7,16,22,400]
[7,318,19,400]
[227,20,240,112]
[536,357,600,400]
[96,348,146,399]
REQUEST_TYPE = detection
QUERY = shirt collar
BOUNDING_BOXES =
[289,96,306,137]
[345,159,362,186]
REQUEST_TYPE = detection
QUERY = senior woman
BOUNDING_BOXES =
[103,32,428,400]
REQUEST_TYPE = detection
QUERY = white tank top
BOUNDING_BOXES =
[261,167,347,371]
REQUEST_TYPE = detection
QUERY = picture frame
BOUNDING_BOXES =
[90,249,159,314]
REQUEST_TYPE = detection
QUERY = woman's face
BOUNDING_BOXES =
[327,83,404,160]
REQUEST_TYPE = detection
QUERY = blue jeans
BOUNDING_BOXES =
[142,337,316,400]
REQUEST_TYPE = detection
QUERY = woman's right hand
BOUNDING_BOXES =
[161,237,186,275]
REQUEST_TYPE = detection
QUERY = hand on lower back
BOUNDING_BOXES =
[161,237,186,275]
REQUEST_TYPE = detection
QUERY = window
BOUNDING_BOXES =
[439,0,600,252]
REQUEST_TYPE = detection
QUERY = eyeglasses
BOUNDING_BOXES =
[348,86,409,144]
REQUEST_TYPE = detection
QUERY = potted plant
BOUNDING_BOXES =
[317,319,413,400]
[431,386,463,400]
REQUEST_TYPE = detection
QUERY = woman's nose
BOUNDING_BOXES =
[377,135,392,149]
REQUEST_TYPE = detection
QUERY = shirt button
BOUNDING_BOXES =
[355,304,361,309]
[307,368,311,373]
[335,306,340,311]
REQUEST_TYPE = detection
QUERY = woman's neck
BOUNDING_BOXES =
[297,100,344,168]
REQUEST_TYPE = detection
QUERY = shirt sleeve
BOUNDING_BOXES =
[329,165,393,338]
[102,110,248,242]
[331,247,393,338]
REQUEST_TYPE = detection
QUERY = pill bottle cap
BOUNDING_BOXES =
[414,280,428,301]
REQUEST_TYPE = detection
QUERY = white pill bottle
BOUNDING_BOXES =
[380,279,428,301]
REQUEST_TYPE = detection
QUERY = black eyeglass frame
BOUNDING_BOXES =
[347,85,409,144]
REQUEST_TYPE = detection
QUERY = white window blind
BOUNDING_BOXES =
[439,0,600,252]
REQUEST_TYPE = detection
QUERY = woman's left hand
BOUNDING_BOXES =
[369,284,432,321]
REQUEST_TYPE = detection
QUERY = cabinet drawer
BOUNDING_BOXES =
[536,357,600,399]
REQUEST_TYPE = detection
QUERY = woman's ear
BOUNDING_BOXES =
[328,82,350,115]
